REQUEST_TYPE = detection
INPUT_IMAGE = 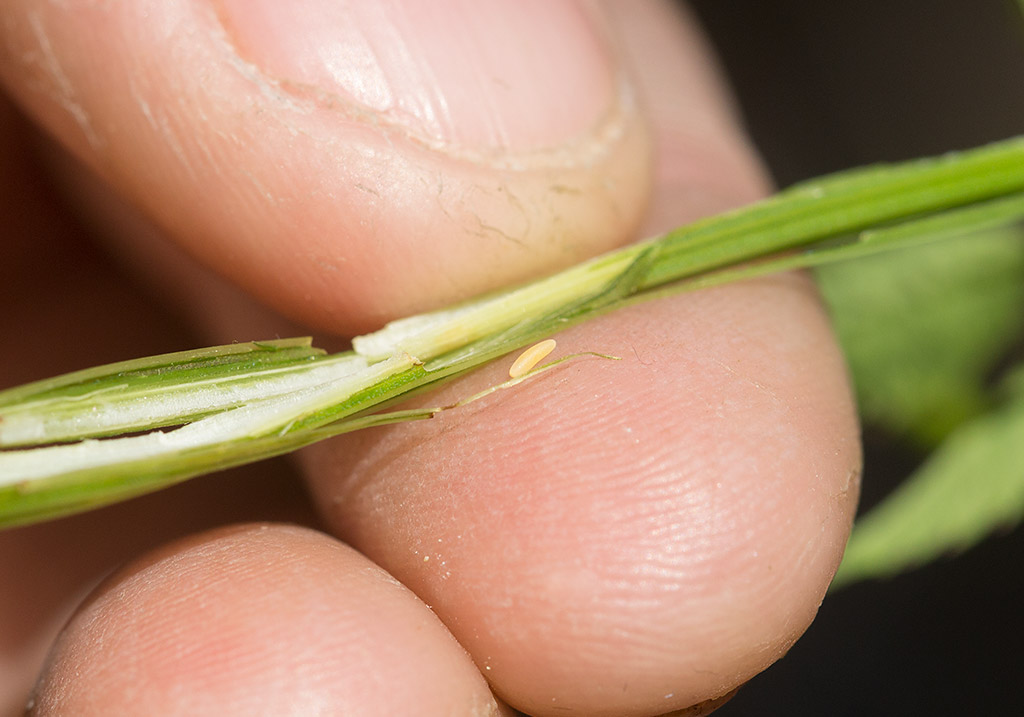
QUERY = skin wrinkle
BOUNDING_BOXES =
[24,9,99,148]
[368,426,704,630]
[211,0,638,171]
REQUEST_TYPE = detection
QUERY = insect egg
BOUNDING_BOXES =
[508,339,557,378]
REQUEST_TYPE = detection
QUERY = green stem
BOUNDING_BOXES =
[3,136,1024,528]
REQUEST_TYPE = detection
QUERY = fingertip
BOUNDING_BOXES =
[29,524,500,716]
[303,277,860,716]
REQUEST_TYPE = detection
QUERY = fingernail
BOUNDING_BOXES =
[212,0,618,153]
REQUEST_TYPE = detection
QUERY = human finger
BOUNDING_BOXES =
[28,524,512,716]
[301,3,860,715]
[0,0,651,335]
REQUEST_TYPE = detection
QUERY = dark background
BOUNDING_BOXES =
[686,1,1024,714]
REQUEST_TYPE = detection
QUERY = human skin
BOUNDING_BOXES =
[0,2,860,715]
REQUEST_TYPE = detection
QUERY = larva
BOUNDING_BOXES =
[508,339,557,379]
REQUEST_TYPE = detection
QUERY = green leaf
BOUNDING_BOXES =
[832,378,1024,588]
[0,338,343,447]
[641,135,1024,290]
[0,337,322,408]
[816,226,1024,445]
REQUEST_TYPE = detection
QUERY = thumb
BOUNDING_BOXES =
[0,0,651,335]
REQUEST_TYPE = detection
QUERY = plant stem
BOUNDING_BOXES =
[3,136,1024,527]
